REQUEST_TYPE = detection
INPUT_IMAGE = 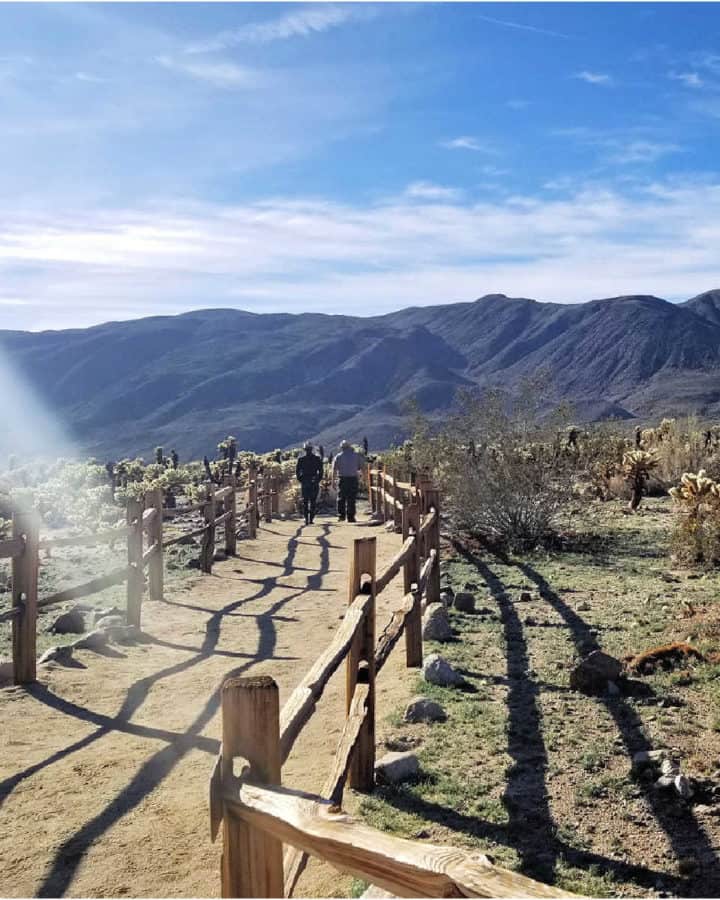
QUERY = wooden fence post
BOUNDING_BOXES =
[402,502,422,668]
[146,487,164,603]
[247,477,257,540]
[126,497,144,628]
[221,675,284,898]
[392,472,402,533]
[11,510,38,685]
[201,484,216,574]
[224,475,237,556]
[270,472,279,517]
[346,536,376,791]
[381,466,388,523]
[262,473,272,524]
[424,487,441,606]
[367,464,375,516]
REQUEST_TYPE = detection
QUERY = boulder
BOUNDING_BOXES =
[403,696,447,724]
[422,604,452,642]
[569,650,622,696]
[95,615,126,630]
[38,644,75,665]
[632,749,668,772]
[73,629,109,652]
[453,592,476,613]
[213,550,227,562]
[439,591,454,608]
[375,750,420,785]
[93,606,123,624]
[49,609,85,634]
[104,624,141,644]
[422,653,464,687]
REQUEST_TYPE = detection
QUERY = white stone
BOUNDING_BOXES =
[422,653,464,687]
[375,750,420,784]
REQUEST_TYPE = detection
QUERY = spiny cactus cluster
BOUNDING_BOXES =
[669,470,720,506]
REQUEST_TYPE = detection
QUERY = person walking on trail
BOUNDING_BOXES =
[332,439,362,523]
[296,441,323,525]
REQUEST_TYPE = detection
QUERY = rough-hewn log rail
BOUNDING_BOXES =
[279,592,373,764]
[142,542,159,567]
[37,564,132,610]
[162,501,205,518]
[283,682,370,895]
[375,592,416,674]
[223,781,579,899]
[37,525,130,550]
[375,536,415,595]
[417,549,437,595]
[0,537,25,559]
[0,606,21,624]
[418,508,437,536]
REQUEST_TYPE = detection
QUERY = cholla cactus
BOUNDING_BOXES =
[669,470,720,508]
[622,449,658,511]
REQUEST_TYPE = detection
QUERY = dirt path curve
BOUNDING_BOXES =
[0,512,414,898]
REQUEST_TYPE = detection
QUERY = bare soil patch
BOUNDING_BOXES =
[0,511,414,898]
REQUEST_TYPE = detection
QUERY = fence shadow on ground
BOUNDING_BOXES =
[445,538,717,896]
[2,523,333,897]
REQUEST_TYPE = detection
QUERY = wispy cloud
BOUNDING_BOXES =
[506,99,530,110]
[608,140,683,164]
[575,71,613,85]
[155,55,261,89]
[405,181,462,201]
[186,5,372,54]
[669,71,704,88]
[440,136,495,153]
[4,176,720,327]
[476,13,571,40]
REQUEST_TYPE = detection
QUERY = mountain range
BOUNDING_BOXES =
[2,289,720,459]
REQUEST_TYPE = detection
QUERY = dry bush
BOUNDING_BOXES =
[408,383,572,551]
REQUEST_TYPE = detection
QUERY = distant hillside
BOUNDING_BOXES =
[2,289,720,459]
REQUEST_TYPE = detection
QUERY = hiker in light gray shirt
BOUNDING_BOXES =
[332,440,363,522]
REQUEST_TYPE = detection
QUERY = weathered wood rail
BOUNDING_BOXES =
[0,467,280,686]
[209,478,576,898]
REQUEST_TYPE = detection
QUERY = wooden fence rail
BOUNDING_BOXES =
[1,472,278,686]
[211,480,576,897]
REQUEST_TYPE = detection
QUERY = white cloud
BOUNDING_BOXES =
[440,136,495,153]
[608,140,683,164]
[405,182,463,201]
[669,71,704,88]
[155,55,260,89]
[186,5,371,54]
[3,176,720,328]
[574,71,613,85]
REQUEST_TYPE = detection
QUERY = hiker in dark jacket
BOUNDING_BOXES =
[296,441,323,525]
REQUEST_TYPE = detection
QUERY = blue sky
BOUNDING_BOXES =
[2,2,720,330]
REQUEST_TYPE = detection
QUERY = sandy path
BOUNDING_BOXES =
[0,511,415,898]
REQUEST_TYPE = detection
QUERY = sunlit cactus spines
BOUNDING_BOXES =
[621,449,658,511]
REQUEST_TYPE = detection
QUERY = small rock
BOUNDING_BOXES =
[96,615,126,630]
[674,774,694,799]
[72,630,109,651]
[655,775,676,790]
[104,624,141,644]
[422,604,453,642]
[632,749,668,771]
[38,644,75,665]
[49,609,85,634]
[375,750,420,784]
[577,600,591,612]
[661,758,680,777]
[569,650,622,696]
[403,696,447,724]
[524,616,537,627]
[439,591,454,608]
[453,592,476,613]
[518,591,532,602]
[384,521,395,532]
[93,606,123,624]
[422,653,464,687]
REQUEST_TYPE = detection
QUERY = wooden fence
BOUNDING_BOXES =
[210,477,576,898]
[0,465,282,686]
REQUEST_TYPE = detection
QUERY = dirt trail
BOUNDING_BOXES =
[0,512,414,898]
